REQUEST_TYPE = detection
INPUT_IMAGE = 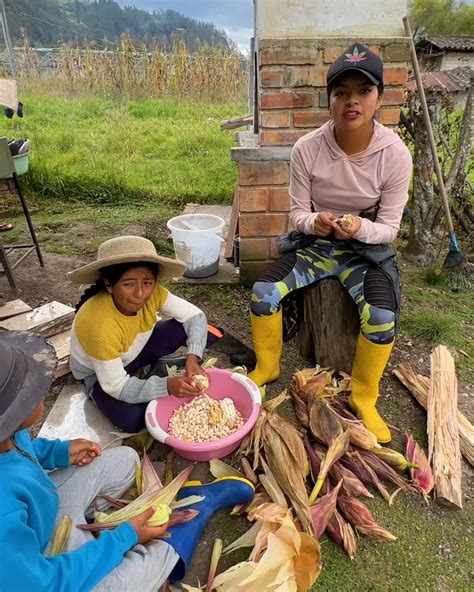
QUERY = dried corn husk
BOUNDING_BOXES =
[231,492,272,516]
[325,509,357,559]
[372,447,418,472]
[296,369,333,400]
[303,434,321,482]
[310,479,342,538]
[258,458,287,508]
[209,459,245,480]
[222,521,262,555]
[213,510,321,591]
[405,435,434,495]
[338,494,397,541]
[77,465,195,530]
[329,404,380,449]
[206,539,223,592]
[347,451,394,504]
[248,503,289,562]
[239,391,313,534]
[262,402,314,535]
[164,451,174,486]
[309,399,344,445]
[50,515,72,556]
[291,391,309,428]
[309,430,350,503]
[240,457,258,485]
[141,451,163,492]
[356,449,421,495]
[329,461,373,499]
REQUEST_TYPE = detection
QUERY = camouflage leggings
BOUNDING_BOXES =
[251,239,396,344]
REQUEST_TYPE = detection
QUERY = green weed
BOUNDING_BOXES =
[403,310,459,344]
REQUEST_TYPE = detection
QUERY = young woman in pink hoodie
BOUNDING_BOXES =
[247,44,412,444]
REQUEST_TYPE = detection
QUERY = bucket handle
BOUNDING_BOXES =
[179,218,225,241]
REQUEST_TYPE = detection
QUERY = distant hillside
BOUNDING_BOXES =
[5,0,233,50]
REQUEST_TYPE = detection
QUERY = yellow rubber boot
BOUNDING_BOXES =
[247,309,283,386]
[348,334,394,444]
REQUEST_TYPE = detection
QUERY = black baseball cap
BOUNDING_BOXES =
[327,43,384,93]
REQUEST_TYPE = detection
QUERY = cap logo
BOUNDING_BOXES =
[345,46,367,63]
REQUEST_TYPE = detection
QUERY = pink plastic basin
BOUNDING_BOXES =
[145,368,261,461]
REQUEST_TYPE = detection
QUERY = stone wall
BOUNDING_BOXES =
[232,37,410,285]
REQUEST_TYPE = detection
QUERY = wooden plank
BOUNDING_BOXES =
[225,186,239,260]
[393,363,474,467]
[46,329,71,361]
[0,298,32,320]
[428,346,463,509]
[0,301,75,333]
[54,361,71,379]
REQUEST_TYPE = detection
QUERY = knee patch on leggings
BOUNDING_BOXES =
[251,253,297,316]
[360,303,396,344]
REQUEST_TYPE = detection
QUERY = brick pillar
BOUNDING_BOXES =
[231,145,291,285]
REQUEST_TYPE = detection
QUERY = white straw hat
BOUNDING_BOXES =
[68,235,185,284]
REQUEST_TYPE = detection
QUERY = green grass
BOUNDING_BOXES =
[314,494,473,591]
[0,92,245,206]
[400,266,473,381]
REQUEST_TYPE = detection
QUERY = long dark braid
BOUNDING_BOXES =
[75,261,159,312]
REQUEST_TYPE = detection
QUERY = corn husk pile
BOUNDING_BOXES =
[77,451,201,533]
[191,366,435,591]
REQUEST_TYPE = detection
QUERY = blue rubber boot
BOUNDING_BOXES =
[166,477,255,581]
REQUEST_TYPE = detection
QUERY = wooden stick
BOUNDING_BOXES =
[220,114,253,130]
[427,346,462,508]
[393,363,474,467]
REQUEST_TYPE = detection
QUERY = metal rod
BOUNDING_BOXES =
[402,15,456,240]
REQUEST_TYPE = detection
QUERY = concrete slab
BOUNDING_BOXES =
[38,384,121,448]
[174,204,240,285]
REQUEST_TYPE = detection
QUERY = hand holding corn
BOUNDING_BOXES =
[128,506,169,544]
[332,214,361,239]
[314,212,337,236]
[167,375,204,398]
[69,439,102,466]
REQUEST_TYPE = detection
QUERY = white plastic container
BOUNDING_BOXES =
[167,213,225,278]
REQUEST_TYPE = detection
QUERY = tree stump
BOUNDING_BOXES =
[297,278,359,374]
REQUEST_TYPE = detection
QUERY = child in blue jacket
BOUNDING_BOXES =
[0,331,254,591]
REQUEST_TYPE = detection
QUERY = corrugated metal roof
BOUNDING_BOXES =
[418,35,474,52]
[406,68,471,94]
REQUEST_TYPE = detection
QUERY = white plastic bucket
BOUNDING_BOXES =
[167,213,225,278]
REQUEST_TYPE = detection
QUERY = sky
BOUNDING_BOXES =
[116,1,255,51]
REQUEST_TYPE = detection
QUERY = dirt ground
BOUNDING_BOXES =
[2,244,473,590]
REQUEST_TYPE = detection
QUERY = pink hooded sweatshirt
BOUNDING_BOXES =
[289,120,412,244]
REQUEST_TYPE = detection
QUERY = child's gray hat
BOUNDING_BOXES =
[0,331,57,441]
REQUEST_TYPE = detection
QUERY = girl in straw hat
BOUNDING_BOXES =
[68,235,222,433]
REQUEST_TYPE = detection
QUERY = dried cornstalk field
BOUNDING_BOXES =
[16,34,249,102]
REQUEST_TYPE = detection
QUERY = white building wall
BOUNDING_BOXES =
[255,0,408,39]
[440,52,474,70]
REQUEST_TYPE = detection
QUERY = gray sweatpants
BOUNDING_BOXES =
[48,446,179,592]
